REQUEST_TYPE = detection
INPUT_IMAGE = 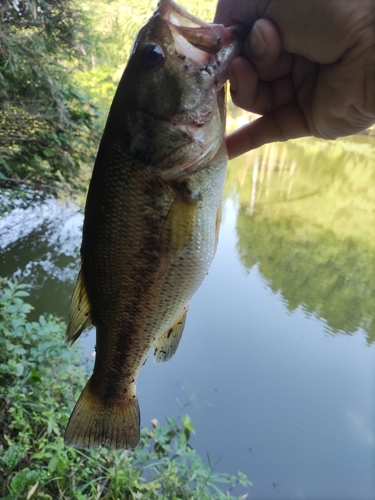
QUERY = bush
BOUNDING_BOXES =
[0,279,251,499]
[0,0,99,185]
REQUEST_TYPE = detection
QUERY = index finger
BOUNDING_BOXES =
[226,105,310,159]
[244,19,293,82]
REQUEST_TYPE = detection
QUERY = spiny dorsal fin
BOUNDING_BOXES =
[65,270,93,346]
[154,306,188,364]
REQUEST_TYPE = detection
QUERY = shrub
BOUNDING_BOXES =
[0,279,250,499]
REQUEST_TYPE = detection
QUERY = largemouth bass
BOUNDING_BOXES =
[64,0,242,450]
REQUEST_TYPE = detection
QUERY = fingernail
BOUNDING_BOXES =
[229,67,237,92]
[250,23,266,58]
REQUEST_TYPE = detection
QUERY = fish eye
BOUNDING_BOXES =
[141,43,165,69]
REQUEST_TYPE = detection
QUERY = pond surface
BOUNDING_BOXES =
[1,136,374,499]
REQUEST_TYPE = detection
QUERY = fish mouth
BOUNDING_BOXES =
[157,0,213,28]
[138,117,219,182]
[157,0,244,75]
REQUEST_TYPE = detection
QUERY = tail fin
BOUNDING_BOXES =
[64,382,140,450]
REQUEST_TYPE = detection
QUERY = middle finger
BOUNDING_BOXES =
[230,56,296,114]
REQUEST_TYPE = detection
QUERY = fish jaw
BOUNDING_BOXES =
[117,0,242,181]
[157,0,212,29]
[158,0,239,61]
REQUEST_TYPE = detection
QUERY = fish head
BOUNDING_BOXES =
[118,0,244,179]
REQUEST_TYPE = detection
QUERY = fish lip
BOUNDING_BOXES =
[152,118,222,181]
[157,0,244,57]
[140,117,219,182]
[157,0,248,41]
[157,132,227,181]
[158,147,217,181]
[157,0,212,29]
[165,105,214,128]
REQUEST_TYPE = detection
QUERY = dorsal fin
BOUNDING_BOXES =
[65,270,93,346]
[154,306,188,364]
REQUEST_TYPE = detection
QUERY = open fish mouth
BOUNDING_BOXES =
[158,0,236,55]
[157,0,244,79]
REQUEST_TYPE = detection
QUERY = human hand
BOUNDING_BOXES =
[215,0,375,159]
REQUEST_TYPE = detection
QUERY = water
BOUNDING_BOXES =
[1,136,374,499]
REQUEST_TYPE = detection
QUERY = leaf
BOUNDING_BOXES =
[43,147,54,157]
[30,368,42,381]
[27,481,39,500]
[238,471,252,487]
[2,444,24,471]
[181,414,195,434]
[13,346,27,355]
[48,455,59,473]
[16,363,24,376]
[20,303,34,314]
[33,154,44,164]
[39,315,47,327]
[10,468,40,495]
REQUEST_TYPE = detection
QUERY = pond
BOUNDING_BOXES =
[1,135,374,499]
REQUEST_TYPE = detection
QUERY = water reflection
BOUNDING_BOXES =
[0,197,82,319]
[225,137,375,344]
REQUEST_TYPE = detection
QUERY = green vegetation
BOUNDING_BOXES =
[0,279,250,499]
[225,138,375,343]
[0,0,100,185]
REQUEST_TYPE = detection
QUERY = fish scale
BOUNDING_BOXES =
[64,0,242,449]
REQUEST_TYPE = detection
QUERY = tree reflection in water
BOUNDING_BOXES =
[225,136,375,344]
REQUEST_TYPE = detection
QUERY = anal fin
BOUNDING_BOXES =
[65,270,93,346]
[154,306,188,364]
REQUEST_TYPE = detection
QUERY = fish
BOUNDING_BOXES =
[64,0,242,450]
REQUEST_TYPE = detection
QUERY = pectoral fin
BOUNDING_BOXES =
[154,306,188,364]
[214,201,222,254]
[160,184,199,254]
[65,270,93,346]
